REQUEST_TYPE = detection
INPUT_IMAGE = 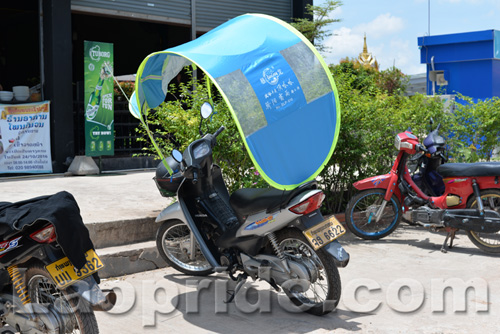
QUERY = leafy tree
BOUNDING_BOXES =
[291,0,342,53]
[375,66,409,96]
[334,58,380,95]
[335,58,408,96]
[446,94,500,162]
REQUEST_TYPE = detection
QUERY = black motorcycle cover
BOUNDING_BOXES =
[0,191,94,271]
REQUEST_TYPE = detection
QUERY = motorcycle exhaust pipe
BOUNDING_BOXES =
[92,289,117,312]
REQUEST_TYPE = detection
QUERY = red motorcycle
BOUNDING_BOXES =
[345,124,500,253]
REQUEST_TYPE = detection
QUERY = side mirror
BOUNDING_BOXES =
[200,102,213,119]
[172,149,183,163]
[199,102,214,136]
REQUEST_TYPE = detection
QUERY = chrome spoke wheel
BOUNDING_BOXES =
[156,220,213,276]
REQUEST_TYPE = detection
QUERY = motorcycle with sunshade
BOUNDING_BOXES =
[154,102,349,316]
[128,13,347,315]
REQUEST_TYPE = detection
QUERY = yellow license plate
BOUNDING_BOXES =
[303,216,346,250]
[45,249,104,289]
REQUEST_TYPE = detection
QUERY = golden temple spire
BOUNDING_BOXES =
[363,33,368,54]
[358,33,378,69]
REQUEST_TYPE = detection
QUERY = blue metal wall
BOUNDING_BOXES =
[418,30,500,102]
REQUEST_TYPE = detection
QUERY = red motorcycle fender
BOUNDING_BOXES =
[353,173,392,190]
[353,172,404,205]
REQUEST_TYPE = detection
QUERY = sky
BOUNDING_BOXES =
[314,0,500,75]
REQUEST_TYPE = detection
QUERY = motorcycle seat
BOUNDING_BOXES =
[437,162,500,178]
[229,181,317,217]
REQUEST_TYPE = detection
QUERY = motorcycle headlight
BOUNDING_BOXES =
[395,135,401,150]
[395,134,414,151]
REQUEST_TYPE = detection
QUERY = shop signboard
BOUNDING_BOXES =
[84,41,114,156]
[0,101,52,173]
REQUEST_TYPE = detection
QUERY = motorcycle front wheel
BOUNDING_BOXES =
[276,228,341,316]
[156,220,213,276]
[25,265,99,334]
[466,189,500,253]
[345,189,402,240]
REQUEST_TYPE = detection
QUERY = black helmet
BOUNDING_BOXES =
[154,156,183,197]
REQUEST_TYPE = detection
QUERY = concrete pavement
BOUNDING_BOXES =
[2,170,500,332]
[0,169,172,277]
[95,225,500,334]
[0,169,166,226]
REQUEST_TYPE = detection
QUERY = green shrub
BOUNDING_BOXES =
[320,65,446,213]
[135,68,499,215]
[135,73,266,193]
[446,94,500,162]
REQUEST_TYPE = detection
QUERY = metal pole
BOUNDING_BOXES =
[191,0,197,81]
[428,0,431,36]
[191,0,196,41]
[39,0,45,100]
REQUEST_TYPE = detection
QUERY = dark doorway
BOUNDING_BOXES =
[0,1,40,92]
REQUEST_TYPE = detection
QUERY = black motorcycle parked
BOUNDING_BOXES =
[0,191,115,333]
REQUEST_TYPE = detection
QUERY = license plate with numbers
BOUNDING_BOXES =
[45,249,104,289]
[303,216,346,250]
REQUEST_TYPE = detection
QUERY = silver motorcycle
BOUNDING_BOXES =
[154,102,349,316]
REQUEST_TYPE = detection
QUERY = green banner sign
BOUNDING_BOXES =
[84,41,114,156]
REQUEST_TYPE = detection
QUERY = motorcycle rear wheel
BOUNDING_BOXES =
[25,265,99,334]
[466,189,500,253]
[276,228,341,316]
[345,189,402,240]
[156,220,213,276]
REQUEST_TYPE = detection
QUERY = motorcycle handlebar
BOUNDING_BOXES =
[439,152,448,162]
[416,144,428,153]
[214,126,225,138]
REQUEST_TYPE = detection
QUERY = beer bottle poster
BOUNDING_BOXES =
[84,41,114,156]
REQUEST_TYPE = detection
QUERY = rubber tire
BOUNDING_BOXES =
[345,189,402,240]
[25,265,99,334]
[275,228,341,316]
[156,220,213,276]
[466,189,500,253]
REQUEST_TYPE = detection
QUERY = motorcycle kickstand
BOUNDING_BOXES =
[225,273,248,304]
[440,230,456,253]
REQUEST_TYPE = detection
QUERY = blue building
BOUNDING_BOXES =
[418,30,500,102]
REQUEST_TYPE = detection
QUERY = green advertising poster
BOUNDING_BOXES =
[84,41,114,156]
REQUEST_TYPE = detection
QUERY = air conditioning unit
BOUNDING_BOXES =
[426,94,455,113]
[429,70,448,86]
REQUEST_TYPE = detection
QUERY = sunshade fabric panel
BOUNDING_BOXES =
[246,92,337,186]
[139,53,168,111]
[216,70,267,137]
[167,14,302,78]
[133,13,340,190]
[281,42,333,103]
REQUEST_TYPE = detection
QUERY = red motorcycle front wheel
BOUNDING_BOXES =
[345,189,402,240]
